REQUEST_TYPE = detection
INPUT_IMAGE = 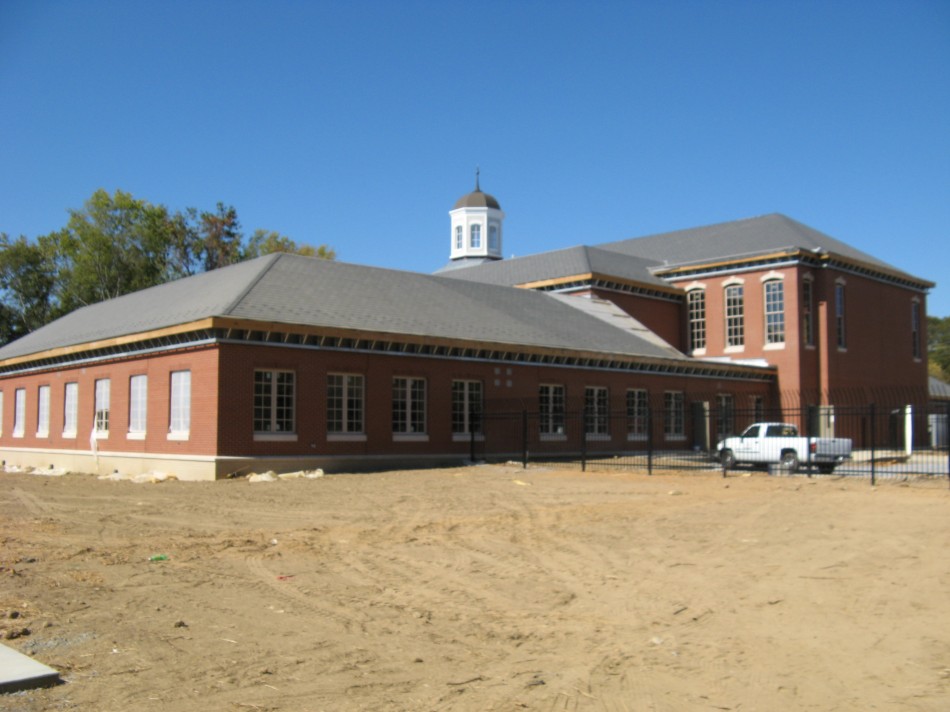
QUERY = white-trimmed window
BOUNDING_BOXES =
[663,391,684,440]
[539,384,565,436]
[36,385,50,438]
[451,380,482,436]
[94,379,110,437]
[687,289,706,352]
[764,280,785,345]
[128,375,147,437]
[254,370,295,434]
[470,224,481,249]
[716,394,734,439]
[169,371,191,438]
[835,281,847,349]
[455,225,463,250]
[328,373,365,435]
[626,389,649,440]
[13,388,25,437]
[801,277,814,347]
[393,377,426,435]
[912,300,922,359]
[584,386,609,437]
[725,283,745,348]
[63,383,78,438]
[488,224,499,251]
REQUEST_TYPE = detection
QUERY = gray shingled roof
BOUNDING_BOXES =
[443,213,929,287]
[438,245,670,289]
[0,253,689,364]
[598,213,906,273]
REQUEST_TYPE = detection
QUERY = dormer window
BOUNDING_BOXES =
[470,224,481,249]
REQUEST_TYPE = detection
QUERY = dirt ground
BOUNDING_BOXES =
[1,465,949,712]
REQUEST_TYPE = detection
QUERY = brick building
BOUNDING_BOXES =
[0,184,933,479]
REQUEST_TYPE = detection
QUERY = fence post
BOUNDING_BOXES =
[647,407,654,476]
[581,409,588,472]
[521,410,528,470]
[870,403,876,487]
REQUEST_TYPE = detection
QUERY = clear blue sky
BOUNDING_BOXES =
[2,1,949,314]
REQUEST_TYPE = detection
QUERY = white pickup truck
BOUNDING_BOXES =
[717,422,852,473]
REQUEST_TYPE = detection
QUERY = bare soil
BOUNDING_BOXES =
[1,465,949,711]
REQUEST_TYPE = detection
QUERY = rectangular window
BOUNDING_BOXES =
[254,370,295,433]
[13,388,25,437]
[539,384,565,436]
[451,380,483,435]
[37,385,50,437]
[802,279,814,347]
[584,386,609,436]
[716,394,734,438]
[129,375,147,436]
[455,225,463,250]
[392,377,426,434]
[63,383,78,437]
[687,290,706,351]
[470,224,481,249]
[626,389,649,439]
[169,371,191,436]
[94,379,110,435]
[764,281,785,344]
[328,373,365,434]
[725,284,745,347]
[911,301,921,359]
[835,283,846,349]
[663,391,684,439]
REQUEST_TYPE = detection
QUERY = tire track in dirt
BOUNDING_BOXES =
[244,554,369,633]
[11,487,54,516]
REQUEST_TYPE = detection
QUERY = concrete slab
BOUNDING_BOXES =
[0,642,60,693]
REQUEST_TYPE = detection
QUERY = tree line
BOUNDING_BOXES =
[930,315,950,383]
[0,189,334,346]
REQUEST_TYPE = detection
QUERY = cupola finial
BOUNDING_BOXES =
[475,166,480,192]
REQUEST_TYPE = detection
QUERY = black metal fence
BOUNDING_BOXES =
[466,401,950,485]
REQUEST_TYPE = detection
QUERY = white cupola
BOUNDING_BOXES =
[448,169,505,266]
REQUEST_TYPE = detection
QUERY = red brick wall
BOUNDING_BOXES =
[0,346,220,456]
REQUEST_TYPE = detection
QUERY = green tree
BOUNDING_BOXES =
[243,229,336,260]
[928,315,950,381]
[0,233,57,341]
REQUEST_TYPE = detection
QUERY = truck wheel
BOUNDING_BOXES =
[720,449,736,469]
[818,464,835,474]
[780,450,799,472]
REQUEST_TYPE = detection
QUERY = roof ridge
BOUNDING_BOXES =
[220,252,284,316]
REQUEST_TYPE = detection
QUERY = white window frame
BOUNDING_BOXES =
[392,377,427,441]
[455,225,463,250]
[584,386,610,440]
[36,385,50,438]
[488,224,499,251]
[539,384,566,440]
[470,223,481,249]
[724,280,745,350]
[451,379,483,441]
[663,391,685,441]
[63,382,78,438]
[169,370,191,440]
[762,277,785,347]
[327,373,366,441]
[253,370,296,441]
[128,374,147,439]
[13,388,25,438]
[93,379,110,438]
[626,388,649,441]
[686,288,707,353]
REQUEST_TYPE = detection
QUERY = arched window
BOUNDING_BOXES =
[763,280,785,344]
[470,224,481,249]
[488,225,498,251]
[687,289,706,351]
